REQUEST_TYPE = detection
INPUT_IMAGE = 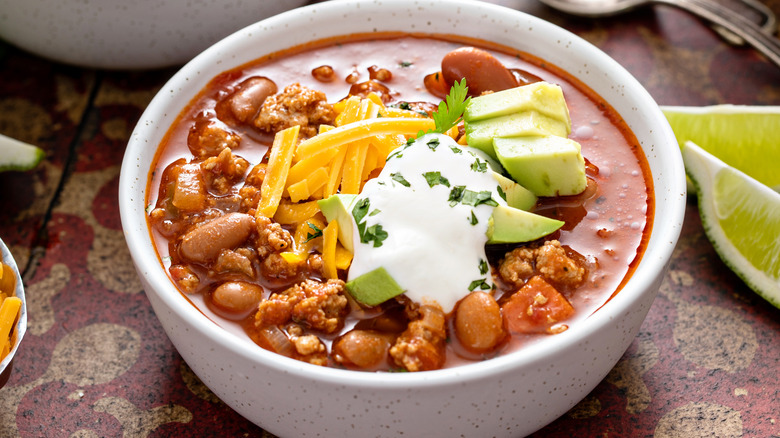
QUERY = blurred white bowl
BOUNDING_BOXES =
[119,1,687,436]
[0,0,309,69]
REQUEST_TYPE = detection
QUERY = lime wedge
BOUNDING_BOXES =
[0,134,44,172]
[682,141,780,308]
[662,105,780,191]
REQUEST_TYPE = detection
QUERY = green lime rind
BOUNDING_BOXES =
[663,105,780,192]
[682,141,780,309]
[0,136,45,173]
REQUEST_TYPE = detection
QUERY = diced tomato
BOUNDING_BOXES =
[502,275,574,334]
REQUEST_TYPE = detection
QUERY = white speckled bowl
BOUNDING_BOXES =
[119,1,686,436]
[0,238,28,389]
[0,0,308,69]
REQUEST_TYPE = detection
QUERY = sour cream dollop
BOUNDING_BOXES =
[347,134,507,313]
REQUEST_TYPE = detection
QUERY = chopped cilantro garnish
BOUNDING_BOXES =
[363,224,388,247]
[449,187,498,208]
[460,190,499,207]
[449,145,462,154]
[387,149,404,160]
[399,61,413,68]
[423,171,450,188]
[352,198,370,224]
[470,158,488,173]
[352,198,389,248]
[470,211,478,225]
[426,138,440,150]
[468,279,492,291]
[448,186,466,206]
[478,259,489,275]
[497,185,507,202]
[369,209,381,217]
[399,102,412,110]
[305,222,323,242]
[391,172,411,187]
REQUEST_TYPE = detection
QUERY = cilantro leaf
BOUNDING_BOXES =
[391,172,411,187]
[468,279,492,291]
[362,224,388,247]
[478,259,489,275]
[430,79,470,134]
[423,171,450,188]
[462,190,498,207]
[470,158,487,173]
[426,138,440,150]
[352,198,370,224]
[448,185,466,206]
[352,197,389,248]
[305,222,323,242]
[470,211,478,225]
[497,185,507,202]
[449,187,498,208]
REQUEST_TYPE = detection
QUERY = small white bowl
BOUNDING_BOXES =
[119,1,686,436]
[0,0,308,69]
[0,238,27,389]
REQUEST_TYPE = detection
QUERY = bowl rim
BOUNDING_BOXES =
[119,0,686,387]
[0,237,28,377]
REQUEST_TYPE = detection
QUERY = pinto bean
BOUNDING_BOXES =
[312,65,336,82]
[454,291,507,353]
[333,330,392,369]
[441,47,517,96]
[179,212,255,263]
[211,281,264,316]
[225,76,278,123]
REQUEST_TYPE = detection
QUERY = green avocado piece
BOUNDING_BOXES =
[464,82,572,126]
[494,136,587,197]
[317,194,358,252]
[486,204,564,244]
[491,172,537,211]
[346,266,406,307]
[465,111,570,159]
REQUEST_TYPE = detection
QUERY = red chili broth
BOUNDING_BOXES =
[147,32,654,369]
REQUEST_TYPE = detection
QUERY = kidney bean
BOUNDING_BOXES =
[441,47,517,95]
[454,291,507,353]
[211,281,264,316]
[333,329,392,369]
[179,212,255,263]
[225,76,277,123]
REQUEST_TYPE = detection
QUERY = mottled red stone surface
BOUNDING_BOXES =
[1,1,778,437]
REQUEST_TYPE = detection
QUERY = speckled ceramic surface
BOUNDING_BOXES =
[0,0,308,69]
[117,1,684,436]
[3,0,779,436]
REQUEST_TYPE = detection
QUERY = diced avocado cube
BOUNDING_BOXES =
[464,82,572,126]
[346,266,406,307]
[465,111,570,160]
[486,205,564,244]
[491,172,537,211]
[494,136,587,197]
[317,194,358,252]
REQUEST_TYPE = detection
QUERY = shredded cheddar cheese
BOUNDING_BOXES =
[322,220,339,279]
[257,125,300,218]
[262,93,445,275]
